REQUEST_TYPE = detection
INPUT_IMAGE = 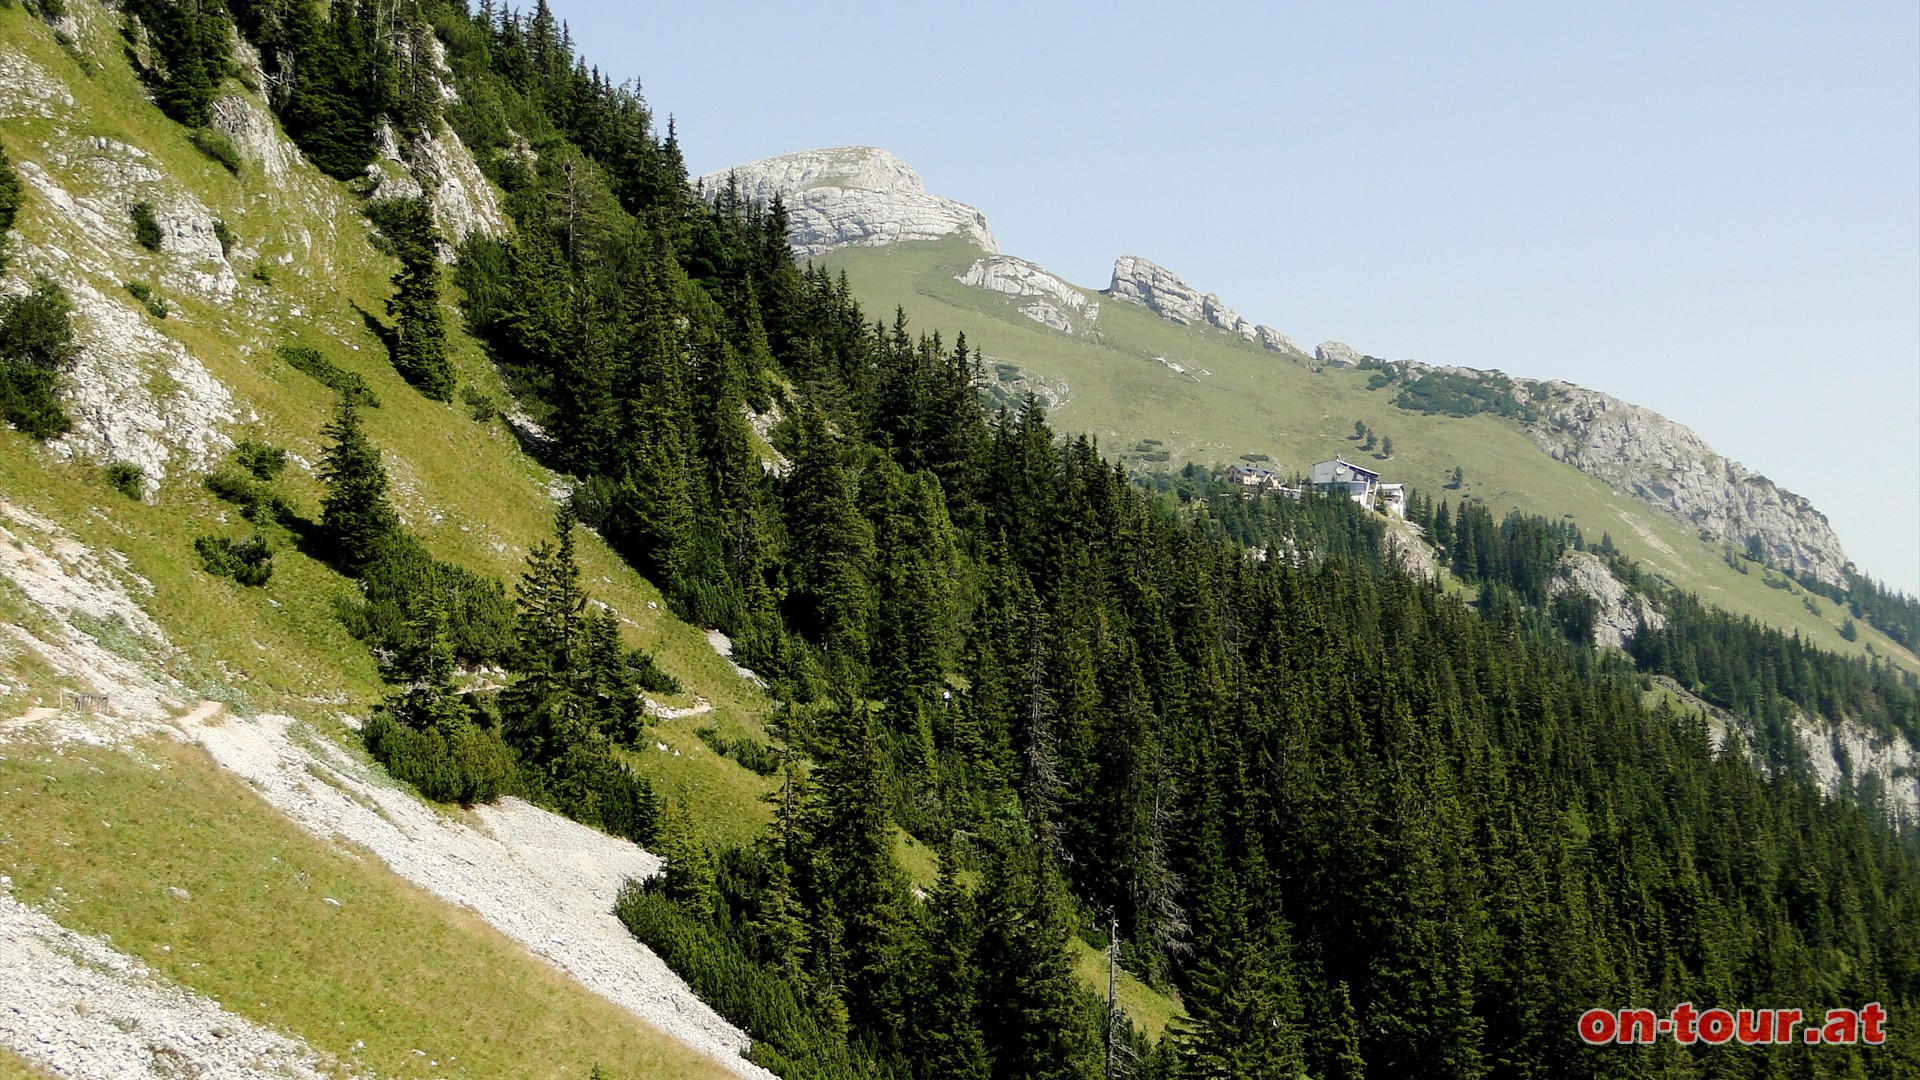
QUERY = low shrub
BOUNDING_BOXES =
[211,217,235,258]
[461,383,498,422]
[204,465,263,508]
[194,533,274,585]
[364,710,515,805]
[694,725,780,777]
[130,201,162,251]
[279,344,380,407]
[190,127,242,174]
[338,531,515,666]
[519,742,661,845]
[614,884,861,1077]
[233,438,287,479]
[0,275,79,438]
[123,280,168,319]
[105,461,145,499]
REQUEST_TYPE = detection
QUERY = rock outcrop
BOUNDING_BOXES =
[362,37,507,248]
[1315,340,1362,368]
[1552,549,1665,651]
[1105,255,1305,356]
[698,147,996,256]
[1523,381,1850,587]
[956,255,1098,335]
[366,121,508,249]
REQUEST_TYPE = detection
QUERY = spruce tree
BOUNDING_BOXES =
[912,851,990,1080]
[0,140,19,274]
[386,600,471,733]
[124,0,234,128]
[316,395,397,569]
[0,276,78,438]
[382,197,454,400]
[976,833,1096,1080]
[504,504,593,763]
[781,405,877,668]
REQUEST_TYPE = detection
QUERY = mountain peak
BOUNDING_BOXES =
[696,146,996,256]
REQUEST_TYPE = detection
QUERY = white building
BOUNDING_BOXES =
[1308,457,1381,507]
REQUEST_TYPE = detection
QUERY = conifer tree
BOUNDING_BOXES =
[383,197,454,400]
[0,141,20,274]
[316,395,397,569]
[386,599,471,733]
[912,850,990,1080]
[659,799,717,923]
[124,0,234,128]
[808,695,908,1037]
[0,276,78,438]
[976,832,1097,1080]
[782,405,877,668]
[504,504,592,762]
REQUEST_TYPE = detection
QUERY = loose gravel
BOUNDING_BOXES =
[0,889,351,1079]
[182,709,774,1079]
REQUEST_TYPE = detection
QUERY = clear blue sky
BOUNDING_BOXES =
[546,0,1920,594]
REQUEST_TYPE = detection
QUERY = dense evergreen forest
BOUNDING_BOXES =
[110,1,1920,1076]
[1410,497,1920,756]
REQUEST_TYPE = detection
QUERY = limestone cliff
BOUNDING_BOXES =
[956,255,1099,336]
[1105,255,1305,357]
[697,146,995,256]
[1520,380,1850,587]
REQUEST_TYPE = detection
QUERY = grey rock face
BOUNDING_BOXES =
[210,93,293,178]
[957,256,1097,334]
[1315,340,1362,368]
[1552,549,1666,651]
[1523,381,1850,587]
[1105,256,1303,356]
[699,147,996,256]
[367,121,508,250]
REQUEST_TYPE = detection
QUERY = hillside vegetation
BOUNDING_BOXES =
[820,238,1919,676]
[0,1,1917,1079]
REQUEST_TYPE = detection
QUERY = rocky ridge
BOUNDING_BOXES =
[1105,255,1305,356]
[956,255,1098,335]
[699,146,995,256]
[712,144,1859,597]
[1314,340,1362,368]
[1521,380,1850,587]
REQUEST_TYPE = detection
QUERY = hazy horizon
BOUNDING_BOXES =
[546,0,1919,594]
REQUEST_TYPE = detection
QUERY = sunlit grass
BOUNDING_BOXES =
[0,1048,56,1079]
[1068,937,1184,1044]
[0,736,741,1080]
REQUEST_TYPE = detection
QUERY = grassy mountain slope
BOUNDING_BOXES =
[0,735,740,1080]
[0,2,778,1072]
[0,0,773,831]
[822,237,1918,675]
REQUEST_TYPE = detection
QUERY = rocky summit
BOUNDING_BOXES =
[697,146,996,256]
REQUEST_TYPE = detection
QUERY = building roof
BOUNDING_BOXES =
[1313,457,1380,481]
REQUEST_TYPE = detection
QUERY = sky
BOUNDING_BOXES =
[547,0,1920,594]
